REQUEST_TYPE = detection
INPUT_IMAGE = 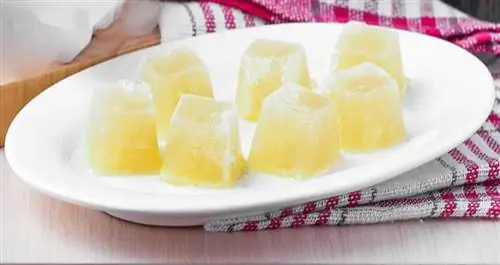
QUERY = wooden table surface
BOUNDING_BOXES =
[1,149,500,264]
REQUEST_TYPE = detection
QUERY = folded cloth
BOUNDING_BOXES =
[159,0,500,232]
[161,0,500,56]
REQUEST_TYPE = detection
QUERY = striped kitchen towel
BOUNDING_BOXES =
[158,0,500,232]
[160,0,500,56]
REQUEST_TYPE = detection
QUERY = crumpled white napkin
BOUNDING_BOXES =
[0,0,162,84]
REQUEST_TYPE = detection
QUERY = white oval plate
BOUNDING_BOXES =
[5,23,495,226]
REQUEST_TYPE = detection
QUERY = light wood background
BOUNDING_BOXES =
[1,150,500,264]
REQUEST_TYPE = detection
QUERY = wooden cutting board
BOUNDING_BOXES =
[0,28,161,147]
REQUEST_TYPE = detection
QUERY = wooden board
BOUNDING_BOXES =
[0,28,161,147]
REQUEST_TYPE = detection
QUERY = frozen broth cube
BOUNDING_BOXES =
[139,48,214,143]
[248,83,340,178]
[321,62,407,152]
[87,80,162,175]
[236,39,312,122]
[333,21,407,95]
[161,95,245,187]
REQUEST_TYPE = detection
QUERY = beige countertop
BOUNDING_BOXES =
[1,150,500,264]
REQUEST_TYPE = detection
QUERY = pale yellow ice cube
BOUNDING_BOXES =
[161,95,245,187]
[248,83,340,178]
[321,62,407,152]
[87,80,161,175]
[333,21,407,95]
[236,39,312,122]
[139,48,214,143]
